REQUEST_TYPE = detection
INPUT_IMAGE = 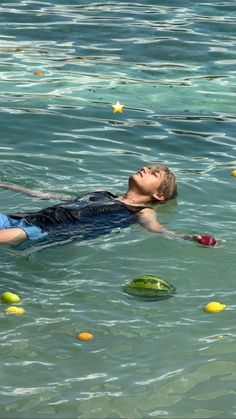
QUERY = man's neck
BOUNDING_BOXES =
[117,192,150,206]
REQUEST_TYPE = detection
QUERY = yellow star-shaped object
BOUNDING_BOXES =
[112,100,124,113]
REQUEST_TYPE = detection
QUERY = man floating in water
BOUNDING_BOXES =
[0,165,209,247]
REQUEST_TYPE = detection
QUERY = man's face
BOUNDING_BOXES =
[129,166,166,200]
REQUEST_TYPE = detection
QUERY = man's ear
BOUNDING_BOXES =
[152,192,165,202]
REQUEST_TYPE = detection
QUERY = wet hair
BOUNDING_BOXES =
[152,164,178,202]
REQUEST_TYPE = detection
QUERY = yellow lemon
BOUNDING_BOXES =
[231,169,236,177]
[76,332,94,342]
[203,301,226,314]
[1,291,21,304]
[4,306,25,315]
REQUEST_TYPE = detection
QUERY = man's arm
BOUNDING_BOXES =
[0,182,74,201]
[136,208,200,242]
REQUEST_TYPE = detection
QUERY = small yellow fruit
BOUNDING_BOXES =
[1,291,21,304]
[76,332,94,341]
[231,169,236,177]
[4,306,25,315]
[203,301,226,314]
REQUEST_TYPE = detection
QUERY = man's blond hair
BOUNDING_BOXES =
[152,165,177,202]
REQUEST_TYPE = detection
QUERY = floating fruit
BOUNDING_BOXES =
[197,236,217,246]
[4,306,25,315]
[230,169,236,177]
[203,301,226,314]
[1,291,20,304]
[122,274,175,299]
[76,332,94,341]
[34,71,45,76]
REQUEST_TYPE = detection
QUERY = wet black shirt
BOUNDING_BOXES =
[10,191,142,244]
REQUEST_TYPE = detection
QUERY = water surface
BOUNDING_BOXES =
[0,1,236,418]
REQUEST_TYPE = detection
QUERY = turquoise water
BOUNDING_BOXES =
[0,1,236,417]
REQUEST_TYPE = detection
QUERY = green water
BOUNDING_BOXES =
[0,0,236,417]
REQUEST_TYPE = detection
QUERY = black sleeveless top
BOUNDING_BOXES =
[10,191,143,244]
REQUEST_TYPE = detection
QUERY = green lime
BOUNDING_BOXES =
[1,291,21,304]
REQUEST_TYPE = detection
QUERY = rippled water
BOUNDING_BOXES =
[0,1,236,418]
